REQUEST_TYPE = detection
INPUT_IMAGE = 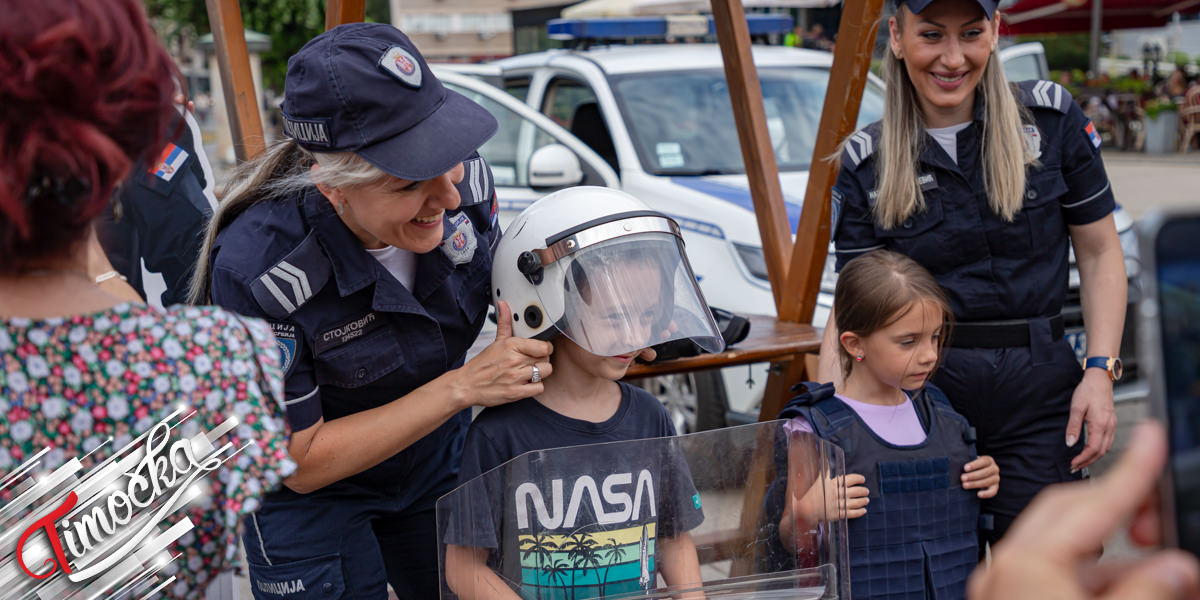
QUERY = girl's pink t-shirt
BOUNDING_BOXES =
[784,393,928,446]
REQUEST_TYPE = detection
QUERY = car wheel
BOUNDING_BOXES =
[637,369,729,433]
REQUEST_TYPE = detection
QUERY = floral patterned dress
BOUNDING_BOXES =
[0,302,294,598]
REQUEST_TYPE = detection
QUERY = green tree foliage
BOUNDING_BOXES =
[145,0,393,93]
[1016,33,1091,72]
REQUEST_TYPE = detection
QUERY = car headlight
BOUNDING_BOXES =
[732,243,769,282]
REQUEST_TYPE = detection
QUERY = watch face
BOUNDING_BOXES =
[1111,357,1124,381]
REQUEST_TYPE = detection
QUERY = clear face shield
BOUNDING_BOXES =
[530,216,724,357]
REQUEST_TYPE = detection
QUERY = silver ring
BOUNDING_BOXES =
[530,365,541,384]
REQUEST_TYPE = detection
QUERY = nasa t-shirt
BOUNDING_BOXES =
[449,383,704,599]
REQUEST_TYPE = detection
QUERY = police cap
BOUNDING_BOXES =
[896,0,997,19]
[281,23,498,182]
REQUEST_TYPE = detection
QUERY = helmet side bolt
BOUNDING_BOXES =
[524,306,543,328]
[517,251,544,285]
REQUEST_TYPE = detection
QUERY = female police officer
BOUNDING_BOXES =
[818,0,1127,545]
[191,24,553,598]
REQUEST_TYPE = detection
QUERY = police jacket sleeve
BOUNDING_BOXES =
[1057,99,1116,226]
[831,164,882,272]
[211,264,324,432]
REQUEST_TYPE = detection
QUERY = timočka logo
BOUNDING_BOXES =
[1,406,252,597]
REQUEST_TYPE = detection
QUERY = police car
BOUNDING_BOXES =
[436,16,1143,432]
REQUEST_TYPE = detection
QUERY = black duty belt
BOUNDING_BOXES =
[948,314,1064,349]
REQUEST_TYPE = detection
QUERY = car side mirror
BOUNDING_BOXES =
[528,144,584,189]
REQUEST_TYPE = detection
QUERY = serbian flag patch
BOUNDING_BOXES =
[1084,120,1102,149]
[148,142,189,182]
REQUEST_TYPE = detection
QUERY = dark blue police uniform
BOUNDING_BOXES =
[210,156,497,599]
[96,108,216,308]
[831,80,1116,544]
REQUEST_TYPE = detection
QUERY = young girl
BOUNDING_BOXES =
[775,250,999,600]
[443,187,722,600]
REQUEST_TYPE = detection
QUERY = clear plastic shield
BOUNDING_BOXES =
[438,421,850,599]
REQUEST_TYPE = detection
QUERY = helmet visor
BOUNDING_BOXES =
[536,232,724,357]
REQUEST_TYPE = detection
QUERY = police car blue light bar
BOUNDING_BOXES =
[547,15,793,41]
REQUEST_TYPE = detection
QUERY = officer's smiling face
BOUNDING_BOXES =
[889,0,998,128]
[317,162,465,252]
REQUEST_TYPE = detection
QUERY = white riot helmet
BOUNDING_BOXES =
[492,187,724,357]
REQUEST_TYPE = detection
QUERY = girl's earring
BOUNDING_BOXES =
[855,354,864,363]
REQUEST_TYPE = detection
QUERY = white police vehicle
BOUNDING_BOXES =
[437,17,1143,432]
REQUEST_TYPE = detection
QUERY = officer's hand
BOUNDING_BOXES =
[1067,369,1117,472]
[968,422,1200,600]
[456,301,553,408]
[962,455,1000,499]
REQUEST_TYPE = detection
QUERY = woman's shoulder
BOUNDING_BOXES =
[840,119,883,172]
[1011,79,1076,115]
[212,190,312,275]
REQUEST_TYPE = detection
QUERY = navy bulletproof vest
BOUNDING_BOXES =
[783,382,980,600]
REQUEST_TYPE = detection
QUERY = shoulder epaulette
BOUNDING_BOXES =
[456,154,494,209]
[249,231,332,319]
[1015,80,1073,114]
[779,381,838,420]
[841,123,880,171]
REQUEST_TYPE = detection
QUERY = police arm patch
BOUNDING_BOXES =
[1084,120,1102,149]
[148,142,189,183]
[830,187,844,239]
[269,321,300,376]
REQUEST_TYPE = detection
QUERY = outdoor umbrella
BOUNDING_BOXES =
[1001,0,1200,34]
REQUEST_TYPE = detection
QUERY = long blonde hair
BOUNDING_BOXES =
[188,138,388,304]
[874,6,1037,230]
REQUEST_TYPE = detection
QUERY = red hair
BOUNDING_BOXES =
[0,0,178,271]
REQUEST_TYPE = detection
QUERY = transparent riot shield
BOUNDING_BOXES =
[438,420,850,599]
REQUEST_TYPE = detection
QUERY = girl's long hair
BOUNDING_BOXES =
[833,250,952,381]
[873,6,1037,230]
[187,139,388,304]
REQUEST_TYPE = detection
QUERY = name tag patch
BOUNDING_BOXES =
[918,172,938,192]
[314,312,384,355]
[1022,124,1043,160]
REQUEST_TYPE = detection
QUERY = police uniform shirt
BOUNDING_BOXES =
[831,80,1116,323]
[97,108,217,308]
[208,156,496,492]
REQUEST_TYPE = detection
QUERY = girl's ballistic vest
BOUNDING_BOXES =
[778,382,984,600]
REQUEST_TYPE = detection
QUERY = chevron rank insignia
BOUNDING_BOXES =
[250,232,332,319]
[843,128,876,169]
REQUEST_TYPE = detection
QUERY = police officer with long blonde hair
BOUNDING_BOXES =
[819,0,1126,546]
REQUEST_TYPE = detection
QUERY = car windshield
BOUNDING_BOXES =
[611,67,884,175]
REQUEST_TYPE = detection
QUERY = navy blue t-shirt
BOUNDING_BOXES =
[448,382,704,599]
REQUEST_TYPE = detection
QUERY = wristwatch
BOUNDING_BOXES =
[1084,356,1123,382]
